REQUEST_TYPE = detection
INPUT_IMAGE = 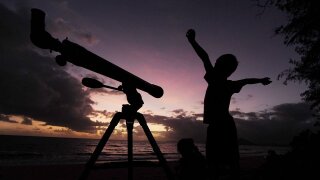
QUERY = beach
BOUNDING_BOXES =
[0,135,285,179]
[0,156,265,180]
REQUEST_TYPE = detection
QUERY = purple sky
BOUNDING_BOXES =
[0,0,315,144]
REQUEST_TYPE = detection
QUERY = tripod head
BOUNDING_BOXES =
[82,77,143,111]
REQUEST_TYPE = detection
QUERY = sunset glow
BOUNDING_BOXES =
[0,0,314,145]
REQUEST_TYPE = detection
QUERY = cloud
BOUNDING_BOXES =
[231,97,237,104]
[246,94,253,100]
[233,102,317,145]
[21,117,33,125]
[0,4,103,132]
[49,17,99,46]
[0,114,18,123]
[90,110,115,120]
[171,109,187,117]
[231,94,253,105]
[142,112,207,142]
[139,102,316,144]
[172,109,185,114]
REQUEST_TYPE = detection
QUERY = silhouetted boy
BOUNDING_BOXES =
[186,29,271,179]
[176,138,206,180]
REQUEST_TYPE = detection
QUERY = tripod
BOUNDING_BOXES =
[79,84,174,180]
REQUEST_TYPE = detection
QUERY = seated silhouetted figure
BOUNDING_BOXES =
[176,138,206,180]
[186,29,272,180]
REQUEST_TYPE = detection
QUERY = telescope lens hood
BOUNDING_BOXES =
[30,8,61,51]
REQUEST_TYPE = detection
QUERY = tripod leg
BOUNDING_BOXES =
[126,121,134,180]
[136,113,175,180]
[79,112,123,180]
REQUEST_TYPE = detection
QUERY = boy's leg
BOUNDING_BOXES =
[228,145,240,179]
[229,160,240,179]
[206,125,220,180]
[228,117,240,179]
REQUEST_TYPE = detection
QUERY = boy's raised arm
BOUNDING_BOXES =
[186,29,213,72]
[237,77,272,87]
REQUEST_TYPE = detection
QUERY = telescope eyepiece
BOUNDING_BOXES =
[82,78,104,88]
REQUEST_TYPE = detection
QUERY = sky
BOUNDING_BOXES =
[0,0,317,145]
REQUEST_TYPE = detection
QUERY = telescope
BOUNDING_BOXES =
[30,8,163,98]
[30,9,174,180]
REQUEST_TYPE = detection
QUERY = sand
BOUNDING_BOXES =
[0,156,265,180]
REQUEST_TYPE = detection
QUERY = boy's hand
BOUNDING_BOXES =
[261,77,272,85]
[186,29,196,41]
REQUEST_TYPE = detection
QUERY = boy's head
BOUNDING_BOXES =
[214,54,238,79]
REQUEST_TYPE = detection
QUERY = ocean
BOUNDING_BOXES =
[0,135,290,166]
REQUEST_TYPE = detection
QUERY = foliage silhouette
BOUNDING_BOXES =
[259,129,320,180]
[256,0,320,119]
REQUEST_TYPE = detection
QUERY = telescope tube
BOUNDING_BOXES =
[30,8,163,98]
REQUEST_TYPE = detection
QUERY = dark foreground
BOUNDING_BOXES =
[0,156,265,180]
